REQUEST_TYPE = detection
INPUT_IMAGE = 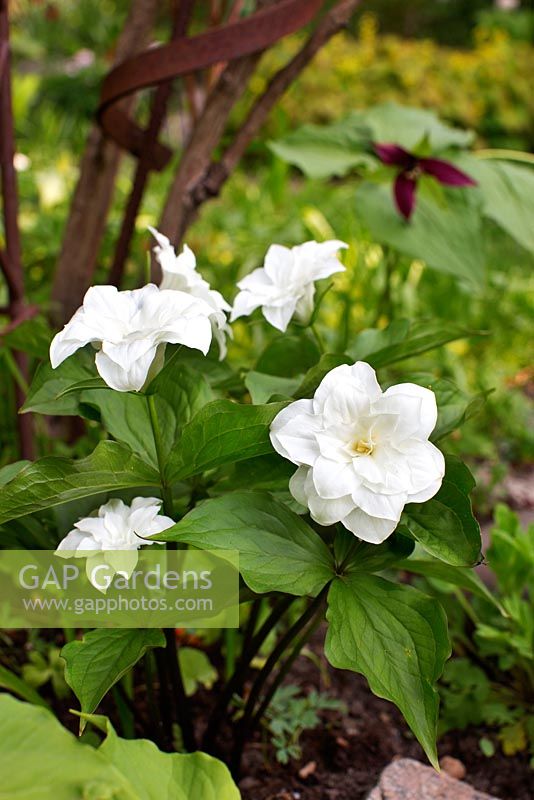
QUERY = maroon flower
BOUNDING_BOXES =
[373,143,477,220]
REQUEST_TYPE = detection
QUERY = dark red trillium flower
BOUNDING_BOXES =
[373,143,477,221]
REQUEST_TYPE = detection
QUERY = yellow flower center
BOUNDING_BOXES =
[352,439,374,456]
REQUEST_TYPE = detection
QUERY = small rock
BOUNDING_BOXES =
[298,760,316,779]
[336,736,349,748]
[366,758,501,800]
[440,755,466,780]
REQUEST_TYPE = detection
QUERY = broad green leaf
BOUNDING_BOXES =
[325,574,450,767]
[294,353,352,399]
[255,334,320,378]
[457,155,534,253]
[0,460,31,487]
[62,629,165,732]
[0,441,159,525]
[156,491,334,596]
[349,320,478,369]
[0,664,49,707]
[57,377,108,397]
[81,365,213,470]
[395,558,504,614]
[268,116,373,178]
[355,181,484,283]
[348,319,410,361]
[402,457,481,567]
[168,400,287,482]
[22,347,96,416]
[174,346,243,393]
[214,454,295,494]
[399,372,487,441]
[334,528,414,575]
[245,371,300,404]
[0,695,240,800]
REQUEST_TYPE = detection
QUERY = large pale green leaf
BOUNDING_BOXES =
[0,695,133,799]
[156,491,334,596]
[90,715,241,800]
[0,695,240,800]
[81,365,213,470]
[457,155,534,253]
[0,664,49,707]
[348,320,477,369]
[402,457,481,567]
[62,629,165,731]
[325,574,450,767]
[355,181,484,283]
[168,400,287,482]
[0,441,159,525]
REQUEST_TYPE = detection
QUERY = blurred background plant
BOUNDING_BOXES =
[417,505,534,764]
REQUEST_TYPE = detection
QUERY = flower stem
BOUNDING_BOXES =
[146,394,173,516]
[231,584,329,776]
[202,595,294,751]
[146,393,196,751]
[310,322,325,354]
[251,606,324,729]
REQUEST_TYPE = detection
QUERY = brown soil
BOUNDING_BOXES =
[237,640,533,800]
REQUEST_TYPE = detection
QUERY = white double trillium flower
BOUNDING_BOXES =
[49,282,214,392]
[150,227,232,360]
[55,497,174,590]
[270,361,445,544]
[231,239,348,332]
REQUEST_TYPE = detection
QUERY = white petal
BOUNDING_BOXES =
[270,399,320,465]
[341,507,397,544]
[164,314,213,355]
[230,289,264,321]
[263,244,294,285]
[293,283,315,326]
[95,346,157,392]
[404,442,445,501]
[313,362,380,418]
[293,239,348,281]
[380,383,438,440]
[49,309,99,367]
[262,299,298,332]
[288,466,310,506]
[311,456,359,499]
[307,492,354,527]
[351,483,406,521]
[55,529,100,554]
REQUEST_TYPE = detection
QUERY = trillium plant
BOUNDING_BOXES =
[0,227,485,786]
